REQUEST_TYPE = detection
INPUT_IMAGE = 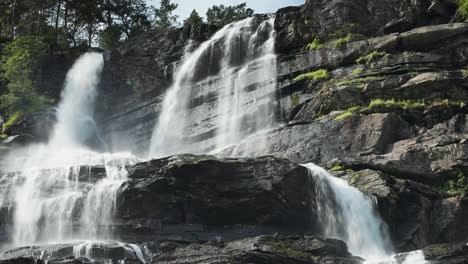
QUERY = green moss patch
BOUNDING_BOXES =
[306,37,324,50]
[294,69,330,82]
[266,241,308,259]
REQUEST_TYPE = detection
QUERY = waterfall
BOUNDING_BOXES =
[303,163,427,264]
[50,52,106,150]
[2,52,141,248]
[150,16,277,158]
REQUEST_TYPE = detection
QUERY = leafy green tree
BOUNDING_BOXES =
[456,0,468,18]
[113,0,151,38]
[99,24,122,50]
[153,0,179,29]
[0,36,50,132]
[184,9,203,27]
[206,2,254,27]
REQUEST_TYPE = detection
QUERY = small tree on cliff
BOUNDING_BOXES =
[153,0,179,29]
[184,9,204,27]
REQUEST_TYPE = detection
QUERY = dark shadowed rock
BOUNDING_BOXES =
[422,243,468,264]
[116,155,312,242]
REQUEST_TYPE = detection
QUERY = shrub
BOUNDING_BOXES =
[306,37,324,50]
[334,33,353,47]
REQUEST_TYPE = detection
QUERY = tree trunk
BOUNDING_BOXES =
[55,0,62,41]
[11,0,16,39]
[64,0,68,31]
[88,23,93,47]
[106,0,112,27]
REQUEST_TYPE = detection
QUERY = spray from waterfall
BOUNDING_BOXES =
[303,163,427,264]
[150,16,277,158]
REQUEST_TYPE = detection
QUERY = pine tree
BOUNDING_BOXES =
[184,9,203,27]
[153,0,179,29]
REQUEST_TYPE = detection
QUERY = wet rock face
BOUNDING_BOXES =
[115,155,313,242]
[422,243,468,264]
[0,242,144,264]
[151,235,359,264]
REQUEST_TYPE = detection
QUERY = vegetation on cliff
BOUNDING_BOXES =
[0,36,50,133]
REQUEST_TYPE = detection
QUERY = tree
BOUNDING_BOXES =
[113,0,150,38]
[456,0,468,18]
[184,9,203,27]
[0,36,50,132]
[206,2,254,27]
[153,0,179,29]
[99,24,122,50]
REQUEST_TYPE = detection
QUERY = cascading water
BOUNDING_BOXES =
[50,52,106,149]
[1,53,141,254]
[303,163,427,264]
[150,16,277,158]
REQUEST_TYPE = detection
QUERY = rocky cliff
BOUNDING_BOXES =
[0,0,467,263]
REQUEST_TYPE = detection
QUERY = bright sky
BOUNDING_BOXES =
[147,0,306,20]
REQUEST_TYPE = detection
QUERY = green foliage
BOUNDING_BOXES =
[306,37,324,50]
[334,107,360,120]
[462,68,468,77]
[336,76,384,87]
[366,99,425,110]
[0,36,50,131]
[351,67,364,76]
[435,174,468,196]
[356,51,386,64]
[154,0,179,29]
[292,94,300,107]
[0,133,8,139]
[1,111,22,133]
[456,0,468,18]
[113,0,151,38]
[266,241,308,259]
[184,9,204,27]
[293,69,330,82]
[206,2,254,27]
[334,33,353,47]
[434,99,465,108]
[100,25,123,50]
[350,174,360,184]
[329,165,345,172]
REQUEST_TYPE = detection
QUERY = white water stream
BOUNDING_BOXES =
[303,164,428,263]
[150,16,277,158]
[0,53,143,261]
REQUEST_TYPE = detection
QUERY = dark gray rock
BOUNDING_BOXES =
[116,155,313,242]
[152,235,360,264]
[0,242,144,264]
[422,243,468,264]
